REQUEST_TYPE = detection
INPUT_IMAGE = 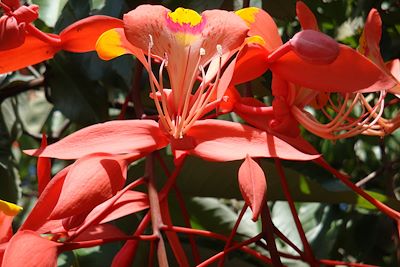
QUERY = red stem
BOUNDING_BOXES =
[197,234,267,267]
[111,212,151,267]
[25,24,62,46]
[173,185,201,264]
[261,205,284,267]
[145,154,169,267]
[218,204,248,266]
[161,225,271,264]
[315,158,400,220]
[275,158,318,266]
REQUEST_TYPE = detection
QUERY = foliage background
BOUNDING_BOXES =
[1,0,400,266]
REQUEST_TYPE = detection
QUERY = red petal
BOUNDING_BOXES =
[231,42,269,85]
[185,120,320,161]
[49,153,128,220]
[20,166,70,231]
[66,190,148,232]
[238,155,266,221]
[236,7,282,51]
[296,1,319,31]
[0,16,25,50]
[37,134,51,196]
[0,33,59,73]
[2,230,60,267]
[60,15,123,53]
[24,120,168,159]
[73,224,127,242]
[270,45,395,93]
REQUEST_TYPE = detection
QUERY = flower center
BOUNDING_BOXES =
[146,35,223,139]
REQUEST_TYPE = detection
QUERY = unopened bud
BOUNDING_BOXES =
[290,30,339,64]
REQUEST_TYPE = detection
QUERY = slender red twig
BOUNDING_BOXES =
[60,234,157,251]
[145,154,169,267]
[161,225,271,264]
[173,185,201,264]
[218,204,248,266]
[197,234,266,267]
[275,158,318,266]
[315,158,400,220]
[261,205,284,266]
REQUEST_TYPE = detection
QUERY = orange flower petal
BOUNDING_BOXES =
[270,45,395,93]
[296,1,319,31]
[60,15,123,53]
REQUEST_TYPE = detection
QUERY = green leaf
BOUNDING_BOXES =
[47,54,109,125]
[32,0,68,27]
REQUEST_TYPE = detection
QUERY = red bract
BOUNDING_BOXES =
[2,230,60,267]
[238,155,266,221]
[0,200,22,244]
[0,1,123,73]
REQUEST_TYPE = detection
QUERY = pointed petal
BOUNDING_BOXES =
[24,120,168,159]
[0,16,25,50]
[20,166,70,231]
[37,134,51,196]
[359,9,385,67]
[2,230,60,267]
[238,155,266,221]
[0,200,22,242]
[270,45,396,93]
[70,189,148,238]
[235,7,282,51]
[296,1,319,31]
[73,224,127,242]
[95,28,146,65]
[49,153,128,219]
[231,40,270,85]
[0,34,59,73]
[185,120,320,161]
[60,15,123,53]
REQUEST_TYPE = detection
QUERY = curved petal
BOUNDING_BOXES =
[20,166,70,231]
[24,120,168,159]
[60,15,124,53]
[0,16,25,50]
[238,155,266,221]
[96,28,146,65]
[185,120,320,161]
[0,200,22,243]
[37,134,51,196]
[359,9,385,67]
[2,230,60,267]
[296,1,319,31]
[231,41,269,85]
[0,33,59,73]
[235,7,282,51]
[49,153,128,220]
[270,45,395,93]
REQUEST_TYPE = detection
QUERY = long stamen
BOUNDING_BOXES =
[175,47,205,138]
[158,55,175,132]
[146,35,171,133]
[183,45,223,134]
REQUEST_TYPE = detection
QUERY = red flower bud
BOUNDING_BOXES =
[12,5,39,24]
[290,29,339,64]
[0,15,25,50]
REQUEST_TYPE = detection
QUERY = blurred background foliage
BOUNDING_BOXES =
[1,0,400,266]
